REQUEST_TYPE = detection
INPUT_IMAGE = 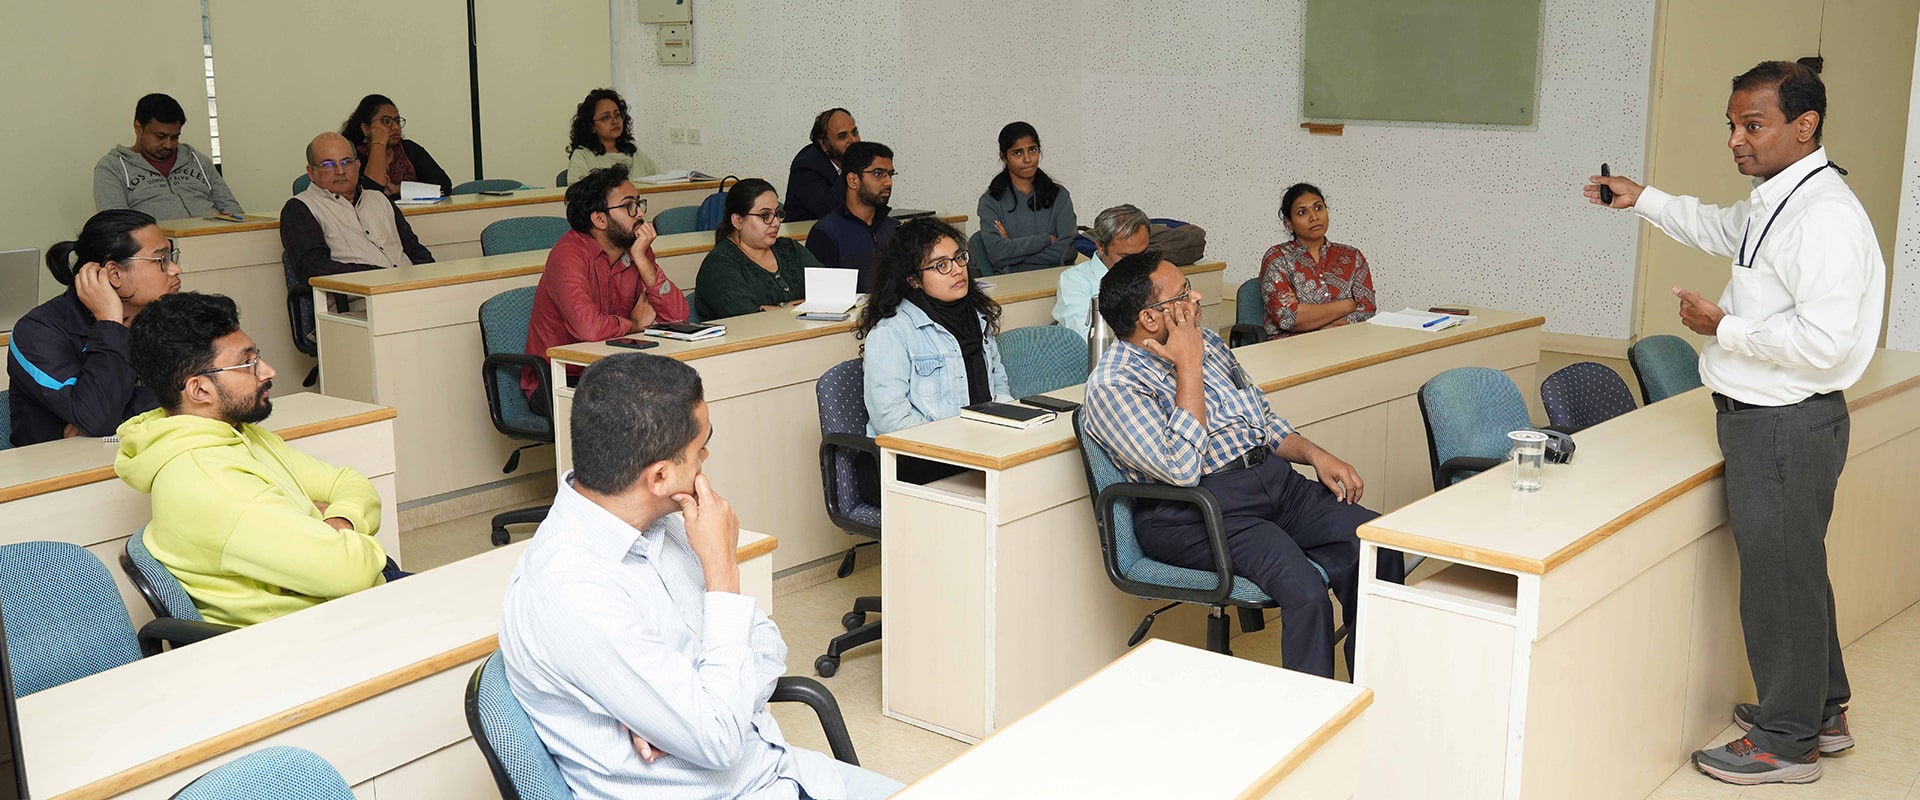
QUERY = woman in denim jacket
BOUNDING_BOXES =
[857,217,1010,436]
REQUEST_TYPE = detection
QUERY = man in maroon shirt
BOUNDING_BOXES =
[522,164,690,411]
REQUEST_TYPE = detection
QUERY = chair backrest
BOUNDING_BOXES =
[1540,362,1637,430]
[481,217,571,257]
[479,287,553,439]
[123,528,204,622]
[467,651,576,800]
[169,746,354,800]
[0,541,145,697]
[554,168,568,188]
[291,174,310,195]
[0,388,11,450]
[651,205,701,236]
[1235,279,1262,328]
[968,231,992,276]
[1418,367,1534,482]
[998,325,1090,398]
[1627,334,1702,404]
[281,251,318,360]
[1072,411,1149,578]
[815,359,880,537]
[454,179,528,196]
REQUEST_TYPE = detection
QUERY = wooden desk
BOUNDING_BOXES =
[0,392,399,628]
[158,182,719,395]
[547,260,1226,574]
[872,309,1542,741]
[1352,349,1920,800]
[14,530,776,800]
[896,639,1370,799]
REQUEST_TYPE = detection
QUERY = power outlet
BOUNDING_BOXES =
[669,127,686,144]
[687,128,703,146]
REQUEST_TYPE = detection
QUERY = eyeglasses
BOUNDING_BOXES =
[921,250,972,276]
[744,207,786,225]
[599,197,649,217]
[858,168,898,179]
[123,247,183,267]
[593,114,622,125]
[1143,279,1193,311]
[376,115,406,128]
[311,157,359,172]
[197,354,263,380]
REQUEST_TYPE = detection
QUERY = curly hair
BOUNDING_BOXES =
[856,218,1001,341]
[567,88,636,157]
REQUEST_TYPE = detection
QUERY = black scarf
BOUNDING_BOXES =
[912,293,990,404]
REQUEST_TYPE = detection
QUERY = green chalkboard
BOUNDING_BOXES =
[1303,0,1542,125]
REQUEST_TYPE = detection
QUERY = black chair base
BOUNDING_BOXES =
[490,504,550,546]
[817,595,881,678]
[836,541,878,579]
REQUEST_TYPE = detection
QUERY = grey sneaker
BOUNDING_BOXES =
[1734,703,1855,754]
[1693,736,1821,785]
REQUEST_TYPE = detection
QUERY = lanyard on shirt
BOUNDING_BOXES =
[1735,161,1844,268]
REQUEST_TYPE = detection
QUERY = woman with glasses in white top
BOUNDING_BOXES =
[857,217,1011,437]
[7,210,180,446]
[565,88,660,186]
[693,178,824,320]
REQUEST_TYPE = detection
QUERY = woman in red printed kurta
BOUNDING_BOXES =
[1259,183,1377,339]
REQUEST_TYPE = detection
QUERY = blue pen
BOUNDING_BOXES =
[1422,316,1449,329]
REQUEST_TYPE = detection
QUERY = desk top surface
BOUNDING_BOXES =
[16,527,775,799]
[897,639,1370,798]
[547,259,1223,368]
[158,182,723,238]
[876,307,1542,470]
[1361,348,1920,575]
[0,392,394,505]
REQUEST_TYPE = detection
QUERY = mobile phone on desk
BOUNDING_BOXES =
[1021,395,1081,414]
[1428,307,1470,316]
[606,337,658,350]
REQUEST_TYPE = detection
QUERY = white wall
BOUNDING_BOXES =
[1890,12,1920,352]
[613,0,1655,338]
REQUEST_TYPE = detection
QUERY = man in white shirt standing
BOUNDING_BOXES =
[498,353,902,800]
[1587,59,1884,786]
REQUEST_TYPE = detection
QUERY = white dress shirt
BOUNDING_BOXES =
[1633,147,1885,406]
[498,475,846,800]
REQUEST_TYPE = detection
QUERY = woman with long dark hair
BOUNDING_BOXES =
[342,94,452,198]
[692,179,823,320]
[1259,182,1377,338]
[975,121,1076,274]
[7,209,179,446]
[858,217,1010,435]
[565,88,660,185]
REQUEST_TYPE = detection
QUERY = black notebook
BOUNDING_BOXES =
[960,401,1056,430]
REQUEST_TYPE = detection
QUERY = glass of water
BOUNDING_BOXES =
[1508,430,1547,492]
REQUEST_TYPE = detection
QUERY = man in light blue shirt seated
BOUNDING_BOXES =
[498,352,903,800]
[1051,204,1152,339]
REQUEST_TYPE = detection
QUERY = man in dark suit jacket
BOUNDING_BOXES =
[784,108,859,222]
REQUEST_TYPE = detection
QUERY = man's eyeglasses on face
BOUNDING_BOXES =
[921,250,972,276]
[600,197,649,217]
[745,207,786,225]
[123,247,183,267]
[312,157,359,173]
[197,355,263,380]
[860,169,898,179]
[1143,279,1193,311]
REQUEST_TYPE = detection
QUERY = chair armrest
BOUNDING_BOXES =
[137,617,239,656]
[1436,456,1506,489]
[1094,482,1234,606]
[821,432,879,459]
[1228,324,1268,348]
[481,352,553,438]
[770,676,859,766]
[1543,424,1583,435]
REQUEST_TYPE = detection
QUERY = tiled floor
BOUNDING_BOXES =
[408,502,1920,795]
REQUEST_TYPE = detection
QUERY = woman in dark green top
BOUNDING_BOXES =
[694,178,823,320]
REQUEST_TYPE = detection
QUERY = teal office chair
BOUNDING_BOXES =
[0,541,227,696]
[967,231,992,277]
[1540,362,1637,431]
[292,175,311,195]
[169,746,354,800]
[554,168,568,188]
[1074,411,1302,655]
[454,179,528,196]
[1417,367,1535,491]
[1627,334,1702,404]
[813,359,881,678]
[119,528,238,630]
[651,205,701,236]
[479,288,554,546]
[1228,279,1267,347]
[481,217,571,257]
[466,651,862,800]
[683,290,700,324]
[0,389,11,449]
[998,325,1090,398]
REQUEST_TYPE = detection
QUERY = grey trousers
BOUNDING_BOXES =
[1715,390,1851,760]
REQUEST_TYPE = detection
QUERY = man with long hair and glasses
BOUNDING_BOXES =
[115,292,400,627]
[785,107,860,222]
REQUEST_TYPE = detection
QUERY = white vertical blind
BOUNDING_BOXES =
[475,0,613,189]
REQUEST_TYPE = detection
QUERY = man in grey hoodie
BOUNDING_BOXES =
[94,93,243,221]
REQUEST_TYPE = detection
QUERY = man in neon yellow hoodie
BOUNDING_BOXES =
[115,292,391,627]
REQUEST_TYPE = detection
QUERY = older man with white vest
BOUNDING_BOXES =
[281,132,433,287]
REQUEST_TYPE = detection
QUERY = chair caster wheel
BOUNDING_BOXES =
[815,655,839,678]
[491,529,511,546]
[841,611,866,631]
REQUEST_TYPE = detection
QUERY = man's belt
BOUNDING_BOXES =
[1211,444,1268,476]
